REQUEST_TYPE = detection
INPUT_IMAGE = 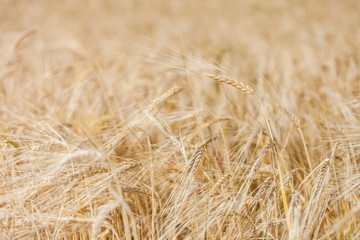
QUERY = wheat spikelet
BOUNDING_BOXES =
[209,174,231,195]
[251,142,275,174]
[146,86,182,112]
[301,158,331,240]
[205,73,254,94]
[253,177,273,201]
[313,185,334,239]
[279,105,301,128]
[184,148,205,177]
[245,177,275,213]
[91,200,119,240]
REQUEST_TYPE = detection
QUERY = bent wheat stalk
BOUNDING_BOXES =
[205,73,274,140]
[205,73,290,230]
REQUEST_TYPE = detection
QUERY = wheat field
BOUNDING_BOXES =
[0,0,360,239]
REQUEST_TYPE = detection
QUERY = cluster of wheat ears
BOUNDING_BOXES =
[1,0,360,239]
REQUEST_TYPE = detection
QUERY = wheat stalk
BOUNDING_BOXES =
[204,72,292,231]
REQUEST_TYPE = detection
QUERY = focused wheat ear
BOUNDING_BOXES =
[205,73,254,94]
[146,86,183,112]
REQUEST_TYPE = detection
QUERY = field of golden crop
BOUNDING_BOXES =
[1,0,360,239]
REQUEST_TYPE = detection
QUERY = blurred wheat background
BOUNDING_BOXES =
[0,0,360,239]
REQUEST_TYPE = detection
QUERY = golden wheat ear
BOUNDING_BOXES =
[146,86,183,112]
[204,73,254,94]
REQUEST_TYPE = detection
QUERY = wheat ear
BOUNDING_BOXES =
[146,86,182,112]
[205,73,254,94]
[209,174,231,195]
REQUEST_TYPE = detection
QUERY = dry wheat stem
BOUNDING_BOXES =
[204,72,291,231]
